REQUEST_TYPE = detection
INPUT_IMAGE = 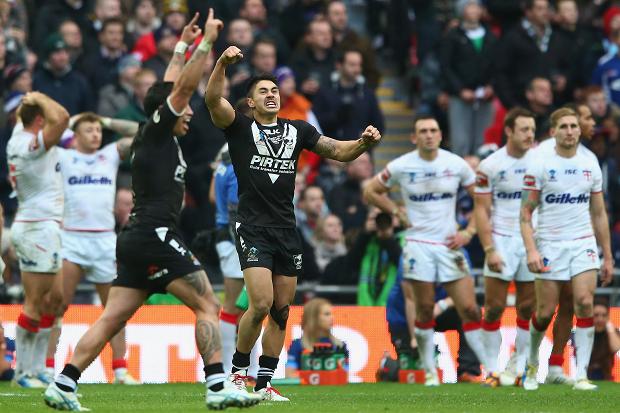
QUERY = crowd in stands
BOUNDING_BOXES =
[0,0,618,311]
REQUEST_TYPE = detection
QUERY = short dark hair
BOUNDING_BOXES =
[413,115,438,133]
[375,212,392,230]
[336,48,362,64]
[73,112,101,132]
[234,97,252,117]
[18,103,43,127]
[143,81,174,117]
[101,17,125,34]
[594,296,610,310]
[246,73,278,98]
[299,185,323,202]
[250,37,276,59]
[504,107,535,130]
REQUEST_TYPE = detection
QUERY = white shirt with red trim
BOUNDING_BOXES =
[523,150,602,241]
[58,143,120,232]
[7,123,63,222]
[378,149,475,243]
[475,146,534,236]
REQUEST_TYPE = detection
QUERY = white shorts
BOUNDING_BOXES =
[483,233,535,282]
[402,239,470,283]
[216,240,243,279]
[62,231,117,284]
[11,220,62,273]
[536,236,600,282]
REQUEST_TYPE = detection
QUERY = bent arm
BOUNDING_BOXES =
[35,93,70,150]
[311,135,370,162]
[205,59,235,129]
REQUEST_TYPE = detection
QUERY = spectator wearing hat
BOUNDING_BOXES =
[33,33,93,115]
[132,0,188,62]
[126,0,161,49]
[97,54,142,117]
[78,17,128,95]
[440,0,497,157]
[143,25,179,80]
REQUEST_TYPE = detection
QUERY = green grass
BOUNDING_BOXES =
[1,382,620,413]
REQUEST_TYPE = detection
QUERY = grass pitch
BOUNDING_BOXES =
[1,381,619,413]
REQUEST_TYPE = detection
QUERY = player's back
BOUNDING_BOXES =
[7,125,63,222]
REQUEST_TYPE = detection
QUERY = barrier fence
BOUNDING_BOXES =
[1,305,619,383]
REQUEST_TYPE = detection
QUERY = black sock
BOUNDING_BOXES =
[231,349,251,374]
[255,355,279,391]
[55,364,81,392]
[204,363,225,392]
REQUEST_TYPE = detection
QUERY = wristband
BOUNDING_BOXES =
[174,41,189,55]
[197,39,212,53]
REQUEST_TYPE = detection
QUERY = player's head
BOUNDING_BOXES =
[315,213,343,244]
[301,298,334,341]
[550,107,580,149]
[504,107,535,153]
[564,102,595,140]
[523,0,549,27]
[412,115,442,151]
[72,112,102,153]
[17,101,44,129]
[298,185,325,218]
[246,73,280,116]
[144,81,193,137]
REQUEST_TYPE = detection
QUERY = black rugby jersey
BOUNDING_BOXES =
[223,111,320,228]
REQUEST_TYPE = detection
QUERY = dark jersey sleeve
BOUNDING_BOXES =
[140,97,182,143]
[222,110,251,135]
[293,120,321,150]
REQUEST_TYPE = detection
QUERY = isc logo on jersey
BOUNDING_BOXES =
[544,193,590,204]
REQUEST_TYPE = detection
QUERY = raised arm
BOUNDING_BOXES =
[311,125,381,162]
[164,13,202,83]
[168,9,223,115]
[22,92,69,150]
[590,192,614,286]
[205,46,242,129]
[520,189,543,273]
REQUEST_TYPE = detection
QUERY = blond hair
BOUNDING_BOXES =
[550,107,577,129]
[301,298,342,350]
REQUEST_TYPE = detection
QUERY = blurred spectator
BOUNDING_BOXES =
[0,32,8,95]
[239,0,290,63]
[114,187,133,232]
[82,0,123,52]
[58,19,84,65]
[312,213,347,273]
[230,37,277,101]
[144,25,178,80]
[115,67,157,122]
[484,0,523,31]
[133,0,188,62]
[0,322,14,381]
[314,49,384,141]
[33,33,93,114]
[32,0,91,56]
[221,18,254,94]
[78,17,127,94]
[296,185,327,244]
[588,298,620,381]
[315,158,347,195]
[525,77,553,140]
[441,0,498,157]
[495,0,571,108]
[290,18,336,99]
[416,51,450,133]
[326,0,380,89]
[327,152,372,232]
[584,85,620,144]
[3,63,31,95]
[126,0,161,48]
[279,0,326,51]
[97,54,142,117]
[352,210,400,306]
[592,28,620,108]
[588,130,620,225]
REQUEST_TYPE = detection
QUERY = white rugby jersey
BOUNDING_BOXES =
[58,143,120,231]
[7,123,63,222]
[378,149,475,243]
[475,147,534,236]
[523,150,602,241]
[536,137,597,160]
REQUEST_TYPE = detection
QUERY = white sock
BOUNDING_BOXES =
[574,318,595,381]
[528,315,546,366]
[15,325,37,377]
[514,320,530,375]
[32,327,52,375]
[463,323,488,371]
[548,365,564,377]
[414,322,436,374]
[219,312,238,374]
[481,320,501,374]
[114,367,128,379]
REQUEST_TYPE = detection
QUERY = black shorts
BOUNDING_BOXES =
[233,223,303,277]
[114,225,203,295]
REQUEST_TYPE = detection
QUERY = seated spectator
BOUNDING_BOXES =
[312,214,347,273]
[588,298,620,381]
[296,185,327,244]
[441,0,497,157]
[525,77,553,140]
[351,210,401,306]
[327,152,373,232]
[126,0,161,49]
[290,18,336,100]
[314,49,384,142]
[144,25,178,80]
[0,322,15,381]
[33,33,93,114]
[285,298,349,378]
[115,68,157,123]
[97,55,142,117]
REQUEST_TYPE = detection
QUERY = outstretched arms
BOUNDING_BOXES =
[311,125,381,162]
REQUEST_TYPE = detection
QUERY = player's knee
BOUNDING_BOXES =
[484,304,504,322]
[461,304,480,322]
[574,295,593,317]
[100,312,127,334]
[249,301,271,324]
[416,305,434,322]
[516,302,533,320]
[269,304,290,331]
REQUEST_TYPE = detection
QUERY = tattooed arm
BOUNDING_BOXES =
[311,125,382,162]
[520,189,543,273]
[164,13,202,82]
